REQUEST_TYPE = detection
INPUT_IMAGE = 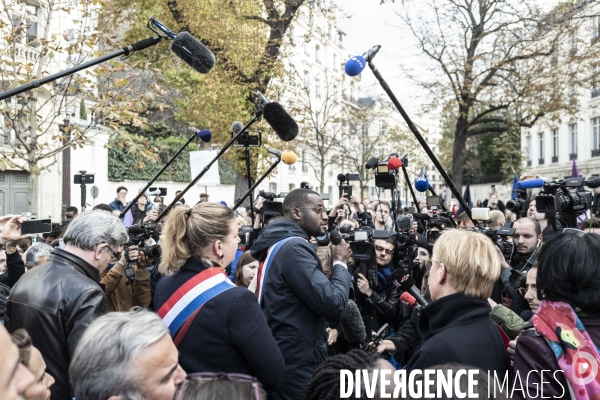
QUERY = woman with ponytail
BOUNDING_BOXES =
[154,203,284,393]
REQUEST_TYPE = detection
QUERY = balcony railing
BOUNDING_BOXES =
[538,158,545,165]
[552,156,558,163]
[570,153,577,160]
[592,149,600,158]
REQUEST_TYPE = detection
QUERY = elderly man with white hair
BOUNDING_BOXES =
[24,243,52,271]
[70,308,186,400]
[5,210,128,400]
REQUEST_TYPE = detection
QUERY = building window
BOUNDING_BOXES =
[302,150,308,172]
[289,183,295,191]
[304,71,310,89]
[315,45,321,64]
[328,186,333,202]
[269,183,277,194]
[552,129,558,163]
[370,187,376,197]
[538,132,545,165]
[570,30,578,54]
[592,118,600,157]
[304,40,310,56]
[594,15,600,42]
[569,124,577,160]
[315,78,321,99]
[289,163,296,172]
[12,4,39,44]
[333,53,337,71]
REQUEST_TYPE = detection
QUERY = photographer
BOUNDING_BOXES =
[100,244,151,311]
[356,238,402,331]
[328,194,373,231]
[492,217,542,316]
[527,199,564,241]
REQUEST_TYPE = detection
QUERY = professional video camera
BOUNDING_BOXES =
[535,177,593,215]
[505,191,528,219]
[468,207,516,262]
[126,223,162,259]
[256,190,285,225]
[337,173,359,198]
[365,153,406,189]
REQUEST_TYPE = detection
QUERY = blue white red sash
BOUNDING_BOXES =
[157,267,235,337]
[255,237,300,305]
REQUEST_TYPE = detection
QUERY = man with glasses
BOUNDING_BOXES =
[251,188,352,400]
[5,210,128,400]
[356,238,402,333]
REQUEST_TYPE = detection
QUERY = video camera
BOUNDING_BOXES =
[535,177,594,215]
[365,154,407,189]
[337,173,359,198]
[126,223,162,259]
[257,190,285,225]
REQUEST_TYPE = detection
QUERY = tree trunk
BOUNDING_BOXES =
[28,171,38,217]
[234,170,253,210]
[451,131,469,194]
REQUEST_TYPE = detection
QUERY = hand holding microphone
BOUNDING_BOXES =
[329,231,351,265]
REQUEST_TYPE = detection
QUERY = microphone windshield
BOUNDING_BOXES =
[412,213,431,221]
[387,156,402,171]
[415,169,429,192]
[515,178,545,190]
[231,121,244,134]
[365,157,379,169]
[263,102,299,142]
[281,150,297,165]
[344,55,366,77]
[586,177,600,188]
[340,299,367,344]
[170,32,215,74]
[400,292,416,307]
[330,230,342,245]
[396,215,413,232]
[197,129,211,143]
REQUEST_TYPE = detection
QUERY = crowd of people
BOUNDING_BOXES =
[1,181,600,400]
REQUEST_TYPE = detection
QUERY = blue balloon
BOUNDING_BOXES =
[344,56,366,77]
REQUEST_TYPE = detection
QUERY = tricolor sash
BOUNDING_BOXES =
[255,237,301,305]
[157,267,235,337]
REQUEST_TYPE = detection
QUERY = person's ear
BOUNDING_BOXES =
[291,207,302,221]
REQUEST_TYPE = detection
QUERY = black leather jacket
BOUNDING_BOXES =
[5,248,108,400]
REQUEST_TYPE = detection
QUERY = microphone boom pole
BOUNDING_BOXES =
[401,164,419,210]
[156,115,260,222]
[366,58,476,225]
[118,130,200,219]
[0,36,162,101]
[233,158,280,210]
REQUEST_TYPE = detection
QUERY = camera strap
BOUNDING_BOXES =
[157,267,235,346]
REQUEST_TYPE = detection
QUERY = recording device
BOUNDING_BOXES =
[344,45,381,76]
[74,174,94,184]
[126,224,162,259]
[233,129,261,147]
[254,90,299,142]
[238,225,253,247]
[266,148,298,165]
[400,292,421,311]
[21,219,52,235]
[506,194,528,219]
[471,207,491,221]
[188,127,212,143]
[337,173,359,198]
[148,17,215,74]
[426,195,441,210]
[148,187,167,196]
[257,190,284,224]
[373,156,399,189]
[392,271,429,308]
[371,323,390,347]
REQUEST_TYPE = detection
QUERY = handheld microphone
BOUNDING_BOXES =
[344,45,381,77]
[387,156,402,171]
[330,230,342,245]
[169,32,215,74]
[515,179,545,190]
[396,215,413,232]
[231,121,244,134]
[392,270,428,308]
[266,148,297,165]
[415,166,429,192]
[400,292,421,311]
[262,102,299,142]
[188,127,212,142]
[365,157,379,169]
[339,299,367,344]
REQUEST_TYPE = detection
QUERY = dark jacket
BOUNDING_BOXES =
[512,316,600,399]
[251,220,352,400]
[108,198,126,212]
[0,281,10,324]
[5,249,108,400]
[0,249,26,288]
[154,257,284,393]
[405,293,508,374]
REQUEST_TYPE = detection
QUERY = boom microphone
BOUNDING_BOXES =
[170,32,215,74]
[365,157,379,169]
[344,45,381,77]
[188,127,212,143]
[263,102,299,142]
[412,213,431,221]
[392,270,429,308]
[231,121,244,134]
[515,179,545,190]
[339,299,367,344]
[415,166,429,192]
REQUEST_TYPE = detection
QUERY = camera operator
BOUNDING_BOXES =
[356,238,401,332]
[328,194,373,231]
[527,198,564,241]
[492,217,542,316]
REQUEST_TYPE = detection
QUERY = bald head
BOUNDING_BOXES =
[489,210,506,229]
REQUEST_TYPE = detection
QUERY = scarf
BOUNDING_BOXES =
[533,300,600,400]
[376,264,393,293]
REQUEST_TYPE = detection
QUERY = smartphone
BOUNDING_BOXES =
[74,174,95,184]
[341,185,352,197]
[491,184,496,189]
[22,219,52,235]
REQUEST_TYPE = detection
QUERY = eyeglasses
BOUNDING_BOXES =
[374,245,394,256]
[176,372,261,400]
[295,205,326,215]
[106,245,121,261]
